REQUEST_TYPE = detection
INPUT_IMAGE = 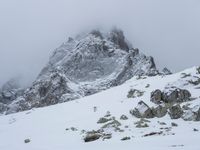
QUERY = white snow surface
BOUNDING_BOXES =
[0,67,200,150]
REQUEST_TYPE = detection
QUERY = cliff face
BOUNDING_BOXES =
[0,28,159,114]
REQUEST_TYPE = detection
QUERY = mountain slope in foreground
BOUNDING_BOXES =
[0,66,200,150]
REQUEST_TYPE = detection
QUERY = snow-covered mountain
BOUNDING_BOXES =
[0,66,200,150]
[1,28,200,150]
[0,28,161,114]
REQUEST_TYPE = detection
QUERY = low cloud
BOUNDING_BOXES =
[0,0,200,86]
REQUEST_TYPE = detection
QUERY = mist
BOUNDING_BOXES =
[0,0,200,86]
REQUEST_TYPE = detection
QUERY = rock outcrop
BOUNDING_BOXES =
[151,88,191,104]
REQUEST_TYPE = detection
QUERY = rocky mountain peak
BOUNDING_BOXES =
[0,28,160,114]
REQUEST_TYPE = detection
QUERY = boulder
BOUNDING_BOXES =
[168,105,183,119]
[150,90,162,104]
[162,89,191,103]
[130,101,154,118]
[182,109,197,121]
[152,105,167,118]
[151,88,191,104]
[84,131,102,142]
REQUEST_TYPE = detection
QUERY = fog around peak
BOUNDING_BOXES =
[0,0,200,86]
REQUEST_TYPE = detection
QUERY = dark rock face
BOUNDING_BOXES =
[130,101,154,118]
[108,28,129,51]
[151,88,191,104]
[168,105,183,119]
[24,72,77,108]
[0,28,160,114]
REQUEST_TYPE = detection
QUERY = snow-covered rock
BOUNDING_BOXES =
[130,101,154,118]
[150,88,191,104]
[0,28,159,114]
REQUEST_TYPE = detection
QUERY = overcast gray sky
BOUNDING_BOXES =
[0,0,200,86]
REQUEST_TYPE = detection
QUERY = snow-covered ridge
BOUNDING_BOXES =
[0,28,160,114]
[0,66,199,150]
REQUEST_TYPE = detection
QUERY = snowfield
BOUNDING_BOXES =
[0,67,200,150]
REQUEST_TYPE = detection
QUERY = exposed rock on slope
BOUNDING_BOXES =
[0,28,159,114]
[150,88,191,104]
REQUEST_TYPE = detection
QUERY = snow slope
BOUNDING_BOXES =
[0,67,200,150]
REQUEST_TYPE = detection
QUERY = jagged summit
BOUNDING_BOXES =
[0,28,160,114]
